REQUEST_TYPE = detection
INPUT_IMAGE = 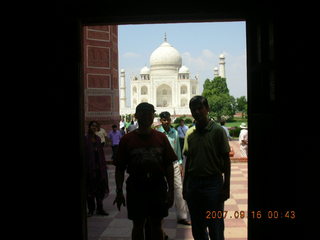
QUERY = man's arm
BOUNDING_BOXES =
[115,167,125,192]
[165,162,174,208]
[182,133,190,200]
[221,152,231,201]
[162,134,176,209]
[174,133,184,176]
[182,154,190,200]
[113,138,126,210]
[113,166,126,210]
[174,132,183,164]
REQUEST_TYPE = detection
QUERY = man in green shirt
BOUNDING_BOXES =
[183,95,231,240]
[157,111,190,225]
[144,111,191,240]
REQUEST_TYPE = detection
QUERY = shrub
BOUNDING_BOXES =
[174,116,194,124]
[229,126,241,138]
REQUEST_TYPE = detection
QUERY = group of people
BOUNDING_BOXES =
[85,95,247,240]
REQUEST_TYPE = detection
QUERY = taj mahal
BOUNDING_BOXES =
[119,36,226,116]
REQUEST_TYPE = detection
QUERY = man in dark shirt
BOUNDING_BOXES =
[113,102,177,240]
[183,96,231,240]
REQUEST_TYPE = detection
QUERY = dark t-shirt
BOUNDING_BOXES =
[116,129,177,180]
[183,120,230,176]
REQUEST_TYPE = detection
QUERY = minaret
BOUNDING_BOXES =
[214,67,219,78]
[219,54,226,78]
[120,69,126,109]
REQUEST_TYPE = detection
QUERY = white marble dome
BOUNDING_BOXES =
[149,41,182,68]
[140,66,150,74]
[179,65,189,73]
[119,37,203,116]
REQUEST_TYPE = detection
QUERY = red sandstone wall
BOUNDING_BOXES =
[83,25,120,134]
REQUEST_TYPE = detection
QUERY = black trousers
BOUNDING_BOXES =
[111,145,119,160]
[179,138,185,156]
[87,172,108,213]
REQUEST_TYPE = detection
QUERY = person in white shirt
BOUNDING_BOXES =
[119,117,126,130]
[95,122,107,147]
[239,122,248,157]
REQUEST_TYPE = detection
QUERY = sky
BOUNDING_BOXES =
[118,21,247,105]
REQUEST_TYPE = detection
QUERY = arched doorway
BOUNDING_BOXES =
[156,84,172,107]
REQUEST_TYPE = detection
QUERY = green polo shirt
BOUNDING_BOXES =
[183,120,230,176]
[157,125,182,164]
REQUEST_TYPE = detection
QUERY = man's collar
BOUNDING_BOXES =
[158,125,174,134]
[158,125,165,133]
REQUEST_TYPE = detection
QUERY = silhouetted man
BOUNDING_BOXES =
[183,96,231,240]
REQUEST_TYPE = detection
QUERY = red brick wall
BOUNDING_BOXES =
[83,25,120,134]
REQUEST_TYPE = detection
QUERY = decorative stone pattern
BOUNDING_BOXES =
[83,25,119,131]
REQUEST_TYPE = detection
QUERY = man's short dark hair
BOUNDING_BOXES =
[89,120,98,128]
[159,111,171,119]
[135,102,155,114]
[112,124,117,128]
[189,95,209,109]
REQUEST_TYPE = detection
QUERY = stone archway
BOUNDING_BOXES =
[156,84,172,107]
[180,98,188,107]
[141,86,148,95]
[180,85,188,94]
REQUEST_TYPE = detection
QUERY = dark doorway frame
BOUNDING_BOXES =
[54,3,302,240]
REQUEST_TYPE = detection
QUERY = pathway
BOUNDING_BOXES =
[87,161,248,240]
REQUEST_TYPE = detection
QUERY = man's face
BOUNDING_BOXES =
[190,103,209,123]
[89,122,98,133]
[135,110,154,128]
[160,116,171,131]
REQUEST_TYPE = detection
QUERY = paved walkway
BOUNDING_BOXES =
[87,159,247,240]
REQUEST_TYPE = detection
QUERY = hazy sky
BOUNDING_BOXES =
[118,21,247,104]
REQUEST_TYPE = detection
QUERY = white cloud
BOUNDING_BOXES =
[201,49,215,59]
[224,52,247,98]
[122,52,141,59]
[181,50,218,72]
[181,50,247,98]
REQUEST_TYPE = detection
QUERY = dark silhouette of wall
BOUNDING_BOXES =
[44,1,309,239]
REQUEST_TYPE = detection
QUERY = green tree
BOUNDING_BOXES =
[236,96,247,118]
[229,96,237,120]
[202,76,235,122]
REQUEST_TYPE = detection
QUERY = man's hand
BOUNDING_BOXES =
[113,192,126,211]
[179,164,184,178]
